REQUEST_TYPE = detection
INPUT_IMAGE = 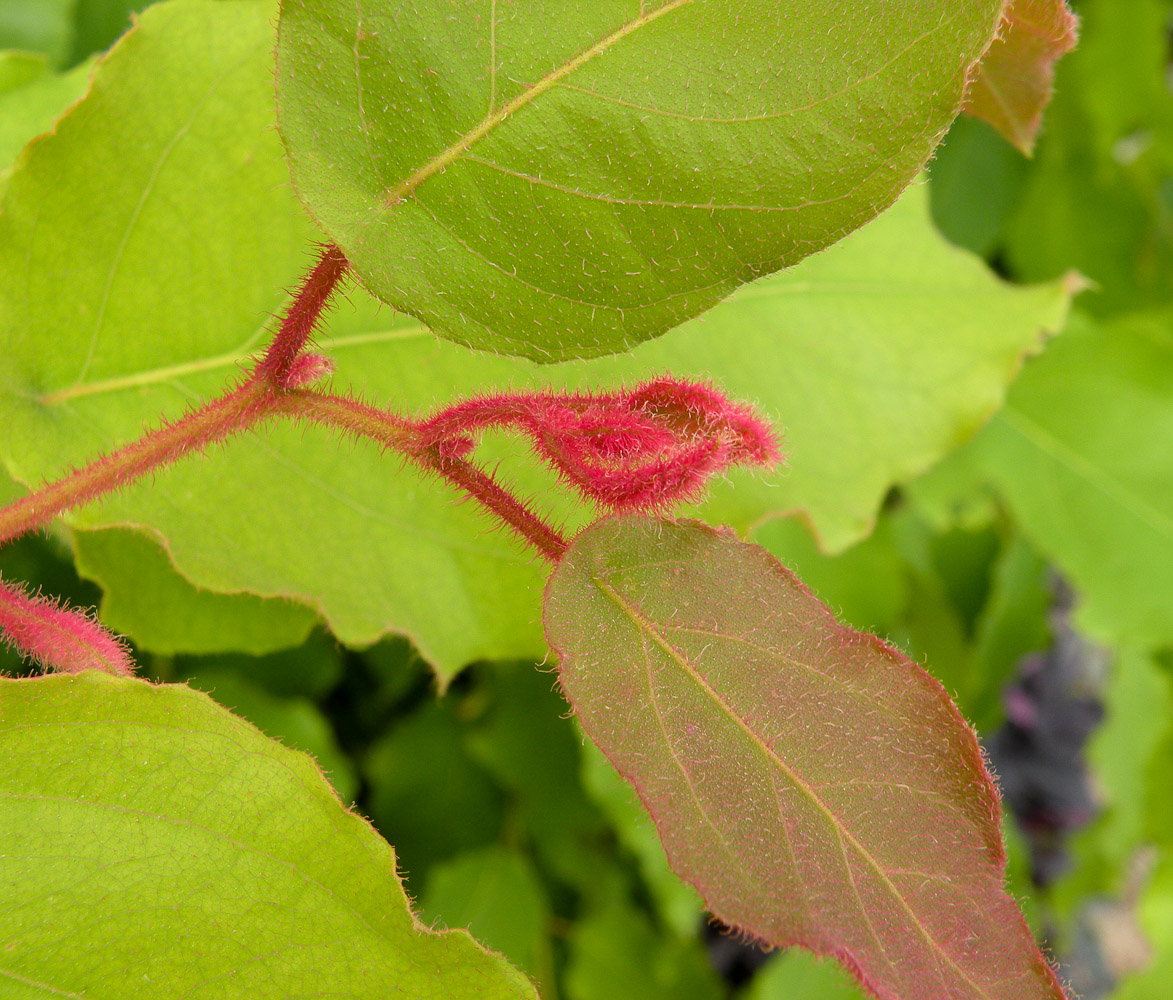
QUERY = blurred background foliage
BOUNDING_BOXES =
[2,0,1172,997]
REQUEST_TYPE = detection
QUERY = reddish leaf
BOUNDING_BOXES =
[544,517,1067,1000]
[963,0,1079,154]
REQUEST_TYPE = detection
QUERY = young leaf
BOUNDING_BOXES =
[276,0,1003,361]
[0,672,537,999]
[544,516,1067,1000]
[963,0,1078,155]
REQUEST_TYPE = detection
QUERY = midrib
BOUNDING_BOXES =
[382,0,693,206]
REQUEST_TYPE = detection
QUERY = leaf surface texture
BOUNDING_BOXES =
[544,516,1067,1000]
[0,672,536,999]
[277,0,1003,360]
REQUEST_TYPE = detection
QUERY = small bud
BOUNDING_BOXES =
[283,352,336,389]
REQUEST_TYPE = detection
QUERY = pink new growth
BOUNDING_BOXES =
[0,233,782,662]
[418,376,780,512]
[0,578,133,676]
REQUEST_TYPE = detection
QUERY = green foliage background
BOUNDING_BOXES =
[1,0,1171,997]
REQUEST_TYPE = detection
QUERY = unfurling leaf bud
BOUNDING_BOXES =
[417,377,781,512]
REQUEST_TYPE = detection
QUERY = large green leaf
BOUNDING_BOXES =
[0,179,1069,680]
[0,672,536,999]
[182,665,359,801]
[969,310,1173,649]
[0,0,1069,679]
[544,516,1065,1000]
[276,0,1003,361]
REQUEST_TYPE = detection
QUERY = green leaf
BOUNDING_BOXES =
[743,950,865,1000]
[579,735,703,938]
[363,698,506,885]
[0,0,75,67]
[73,526,316,655]
[182,665,358,801]
[566,899,723,1000]
[276,0,1003,361]
[753,516,908,637]
[422,846,555,996]
[1000,0,1173,315]
[928,115,1029,258]
[174,627,344,699]
[969,310,1173,649]
[544,516,1065,1000]
[1112,856,1173,1000]
[0,672,537,999]
[0,4,1070,685]
[68,0,147,65]
[1088,652,1171,863]
[0,51,91,178]
[0,51,48,93]
[466,663,608,887]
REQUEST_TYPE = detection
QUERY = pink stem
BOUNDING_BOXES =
[284,390,569,562]
[255,244,350,390]
[0,380,281,547]
[0,578,133,676]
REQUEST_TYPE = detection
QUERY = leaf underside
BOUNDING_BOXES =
[276,0,1003,361]
[544,516,1068,1000]
[0,672,536,1000]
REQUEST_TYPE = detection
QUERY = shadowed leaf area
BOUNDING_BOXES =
[545,516,1068,1000]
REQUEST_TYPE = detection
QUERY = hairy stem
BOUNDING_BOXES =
[0,380,280,547]
[286,390,569,562]
[255,243,350,390]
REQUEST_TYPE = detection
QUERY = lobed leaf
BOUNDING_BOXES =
[544,516,1067,1000]
[963,0,1078,154]
[0,672,537,999]
[276,0,1003,361]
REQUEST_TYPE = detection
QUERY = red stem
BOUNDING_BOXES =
[0,380,282,548]
[284,390,568,562]
[255,243,350,390]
